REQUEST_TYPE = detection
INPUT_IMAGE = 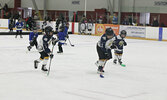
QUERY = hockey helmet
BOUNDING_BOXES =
[105,27,114,36]
[33,27,37,30]
[120,30,127,38]
[45,26,53,35]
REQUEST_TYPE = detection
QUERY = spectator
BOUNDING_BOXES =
[160,23,165,27]
[128,15,132,25]
[80,15,87,23]
[3,3,8,12]
[14,11,20,19]
[9,18,14,32]
[97,16,103,24]
[152,17,159,27]
[27,17,33,30]
[33,13,39,20]
[122,17,129,25]
[112,13,118,24]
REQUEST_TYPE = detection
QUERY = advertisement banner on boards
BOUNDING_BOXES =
[120,25,146,38]
[0,19,9,28]
[95,24,120,36]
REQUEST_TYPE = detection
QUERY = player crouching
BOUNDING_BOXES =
[95,28,116,76]
[34,26,58,71]
[113,30,127,67]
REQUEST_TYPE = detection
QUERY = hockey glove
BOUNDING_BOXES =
[111,45,116,49]
[66,34,69,39]
[52,38,59,46]
[124,41,127,46]
[50,54,54,59]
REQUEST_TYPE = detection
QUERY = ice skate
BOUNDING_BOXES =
[34,60,39,69]
[27,46,32,51]
[41,65,48,71]
[113,59,117,64]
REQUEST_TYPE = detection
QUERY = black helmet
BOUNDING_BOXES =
[120,30,127,38]
[105,28,114,36]
[33,27,37,30]
[45,26,53,35]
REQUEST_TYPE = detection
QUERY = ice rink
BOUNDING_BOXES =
[0,34,167,100]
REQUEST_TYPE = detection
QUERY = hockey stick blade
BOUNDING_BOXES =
[121,64,126,67]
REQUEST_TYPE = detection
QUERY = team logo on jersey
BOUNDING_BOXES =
[44,38,48,41]
[119,41,124,46]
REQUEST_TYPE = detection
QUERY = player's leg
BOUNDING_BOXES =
[34,40,38,49]
[57,43,63,53]
[41,52,49,71]
[15,30,19,38]
[34,52,44,69]
[20,30,23,38]
[118,53,123,65]
[113,50,118,64]
[96,45,107,73]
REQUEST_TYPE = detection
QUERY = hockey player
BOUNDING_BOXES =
[57,26,66,53]
[113,30,127,66]
[15,19,24,38]
[95,28,116,76]
[34,26,58,71]
[27,27,39,51]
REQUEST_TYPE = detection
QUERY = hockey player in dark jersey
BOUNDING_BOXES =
[34,26,58,71]
[57,26,67,53]
[15,19,24,38]
[27,27,38,51]
[113,30,127,66]
[95,28,116,77]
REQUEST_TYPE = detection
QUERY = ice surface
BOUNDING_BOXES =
[0,35,167,100]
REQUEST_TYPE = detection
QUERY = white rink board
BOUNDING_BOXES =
[162,28,167,40]
[146,27,159,39]
[0,19,9,28]
[120,25,146,38]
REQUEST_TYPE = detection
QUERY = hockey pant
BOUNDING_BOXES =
[30,40,38,48]
[36,51,49,65]
[16,30,22,37]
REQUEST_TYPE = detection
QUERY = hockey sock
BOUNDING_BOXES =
[43,57,49,65]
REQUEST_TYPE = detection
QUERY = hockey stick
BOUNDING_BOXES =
[99,60,108,78]
[67,38,74,47]
[47,45,55,76]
